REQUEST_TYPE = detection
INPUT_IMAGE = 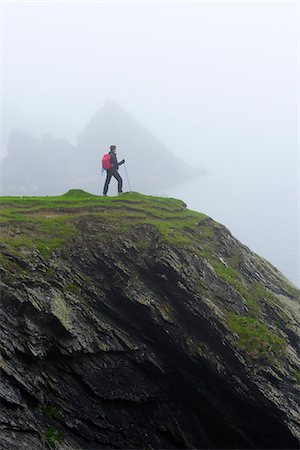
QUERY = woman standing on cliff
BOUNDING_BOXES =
[103,145,125,196]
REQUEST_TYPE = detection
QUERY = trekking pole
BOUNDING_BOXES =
[123,162,132,192]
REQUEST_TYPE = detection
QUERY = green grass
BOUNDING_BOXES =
[0,251,26,273]
[42,404,61,420]
[44,426,64,448]
[244,283,273,319]
[202,256,273,319]
[293,372,300,385]
[0,190,194,220]
[0,190,187,217]
[65,283,79,294]
[213,260,242,287]
[281,280,300,298]
[0,190,209,257]
[214,262,262,318]
[45,267,56,280]
[227,314,286,364]
[229,247,243,267]
[0,219,77,259]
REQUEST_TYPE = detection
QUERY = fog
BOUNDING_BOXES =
[1,2,299,287]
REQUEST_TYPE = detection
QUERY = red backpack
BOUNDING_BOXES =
[102,153,112,172]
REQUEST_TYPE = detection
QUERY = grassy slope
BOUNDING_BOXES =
[0,189,208,256]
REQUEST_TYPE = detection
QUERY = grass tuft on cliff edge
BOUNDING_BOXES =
[0,189,208,257]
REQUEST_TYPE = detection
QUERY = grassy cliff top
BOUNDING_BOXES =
[0,189,199,217]
[0,189,210,257]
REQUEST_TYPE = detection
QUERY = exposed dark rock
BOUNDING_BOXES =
[0,192,299,449]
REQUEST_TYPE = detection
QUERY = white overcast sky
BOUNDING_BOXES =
[2,2,298,166]
[1,1,300,285]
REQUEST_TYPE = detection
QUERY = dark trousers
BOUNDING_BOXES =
[103,169,123,195]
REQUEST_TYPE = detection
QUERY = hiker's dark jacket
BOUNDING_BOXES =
[109,151,123,171]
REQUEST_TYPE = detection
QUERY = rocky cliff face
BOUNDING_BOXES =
[0,190,299,449]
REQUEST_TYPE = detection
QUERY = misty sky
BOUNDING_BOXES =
[1,1,299,285]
